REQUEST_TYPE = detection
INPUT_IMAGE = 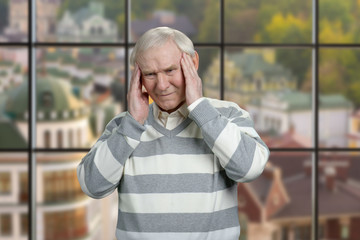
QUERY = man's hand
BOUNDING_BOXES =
[127,64,149,125]
[181,52,203,106]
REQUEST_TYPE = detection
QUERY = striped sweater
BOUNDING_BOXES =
[77,98,269,240]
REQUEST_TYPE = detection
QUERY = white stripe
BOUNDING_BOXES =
[237,143,269,182]
[124,136,139,149]
[94,142,124,185]
[236,126,260,138]
[141,125,164,141]
[119,186,237,213]
[207,98,237,109]
[213,122,241,167]
[176,121,203,138]
[124,154,221,176]
[116,226,240,240]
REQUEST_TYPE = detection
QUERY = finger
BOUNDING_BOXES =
[181,53,193,79]
[183,53,198,77]
[182,53,198,82]
[130,64,141,89]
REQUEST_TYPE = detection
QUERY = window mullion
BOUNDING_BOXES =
[29,0,37,239]
[311,0,319,240]
[220,0,224,100]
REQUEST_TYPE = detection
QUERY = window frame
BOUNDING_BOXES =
[0,0,359,239]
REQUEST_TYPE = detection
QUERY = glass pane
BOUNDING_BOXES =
[224,48,313,148]
[319,48,358,148]
[197,47,220,99]
[225,0,312,43]
[0,48,28,149]
[318,151,360,239]
[0,0,28,42]
[130,0,220,43]
[37,0,124,42]
[36,152,117,240]
[238,152,312,239]
[36,47,125,149]
[319,0,360,44]
[0,153,28,239]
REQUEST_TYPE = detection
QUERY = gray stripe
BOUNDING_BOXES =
[231,117,254,127]
[117,113,146,140]
[97,118,122,142]
[116,226,240,240]
[189,99,220,127]
[83,149,117,197]
[200,116,228,149]
[132,137,212,157]
[119,171,236,194]
[107,131,134,166]
[114,116,122,126]
[117,206,239,232]
[98,132,111,142]
[217,106,242,118]
[225,132,256,181]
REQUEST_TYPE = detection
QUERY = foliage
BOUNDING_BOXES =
[0,0,8,32]
[54,0,360,107]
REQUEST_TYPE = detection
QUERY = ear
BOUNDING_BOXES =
[192,51,199,70]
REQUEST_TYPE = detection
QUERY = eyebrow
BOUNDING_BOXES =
[141,64,179,75]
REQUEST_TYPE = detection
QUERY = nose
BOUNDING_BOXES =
[156,73,170,91]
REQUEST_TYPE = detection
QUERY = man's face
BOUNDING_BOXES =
[137,40,186,113]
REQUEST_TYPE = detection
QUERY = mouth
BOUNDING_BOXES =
[159,92,174,97]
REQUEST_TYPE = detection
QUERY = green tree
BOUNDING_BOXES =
[319,0,353,32]
[348,81,360,108]
[0,0,8,32]
[256,13,311,89]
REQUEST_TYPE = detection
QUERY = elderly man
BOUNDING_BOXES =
[77,27,269,240]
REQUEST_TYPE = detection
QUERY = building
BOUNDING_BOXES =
[37,0,63,41]
[130,10,196,41]
[0,75,118,240]
[203,49,297,107]
[348,110,360,148]
[56,1,118,42]
[247,91,353,148]
[1,0,62,42]
[238,152,360,240]
[0,0,28,42]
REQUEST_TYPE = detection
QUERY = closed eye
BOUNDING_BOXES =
[165,68,177,75]
[143,73,156,79]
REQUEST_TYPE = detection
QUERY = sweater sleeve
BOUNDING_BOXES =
[77,112,145,199]
[188,98,269,183]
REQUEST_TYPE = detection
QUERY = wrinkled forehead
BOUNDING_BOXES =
[137,41,182,68]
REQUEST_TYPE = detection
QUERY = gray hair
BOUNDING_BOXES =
[130,27,195,65]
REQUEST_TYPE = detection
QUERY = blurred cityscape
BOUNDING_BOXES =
[0,0,360,240]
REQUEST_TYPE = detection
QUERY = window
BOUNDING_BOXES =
[44,131,51,148]
[0,214,12,236]
[44,169,83,203]
[295,225,311,240]
[0,172,11,195]
[68,129,73,148]
[0,1,360,240]
[42,91,53,107]
[57,130,63,148]
[44,208,87,240]
[19,172,28,203]
[21,213,28,236]
[282,226,289,240]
